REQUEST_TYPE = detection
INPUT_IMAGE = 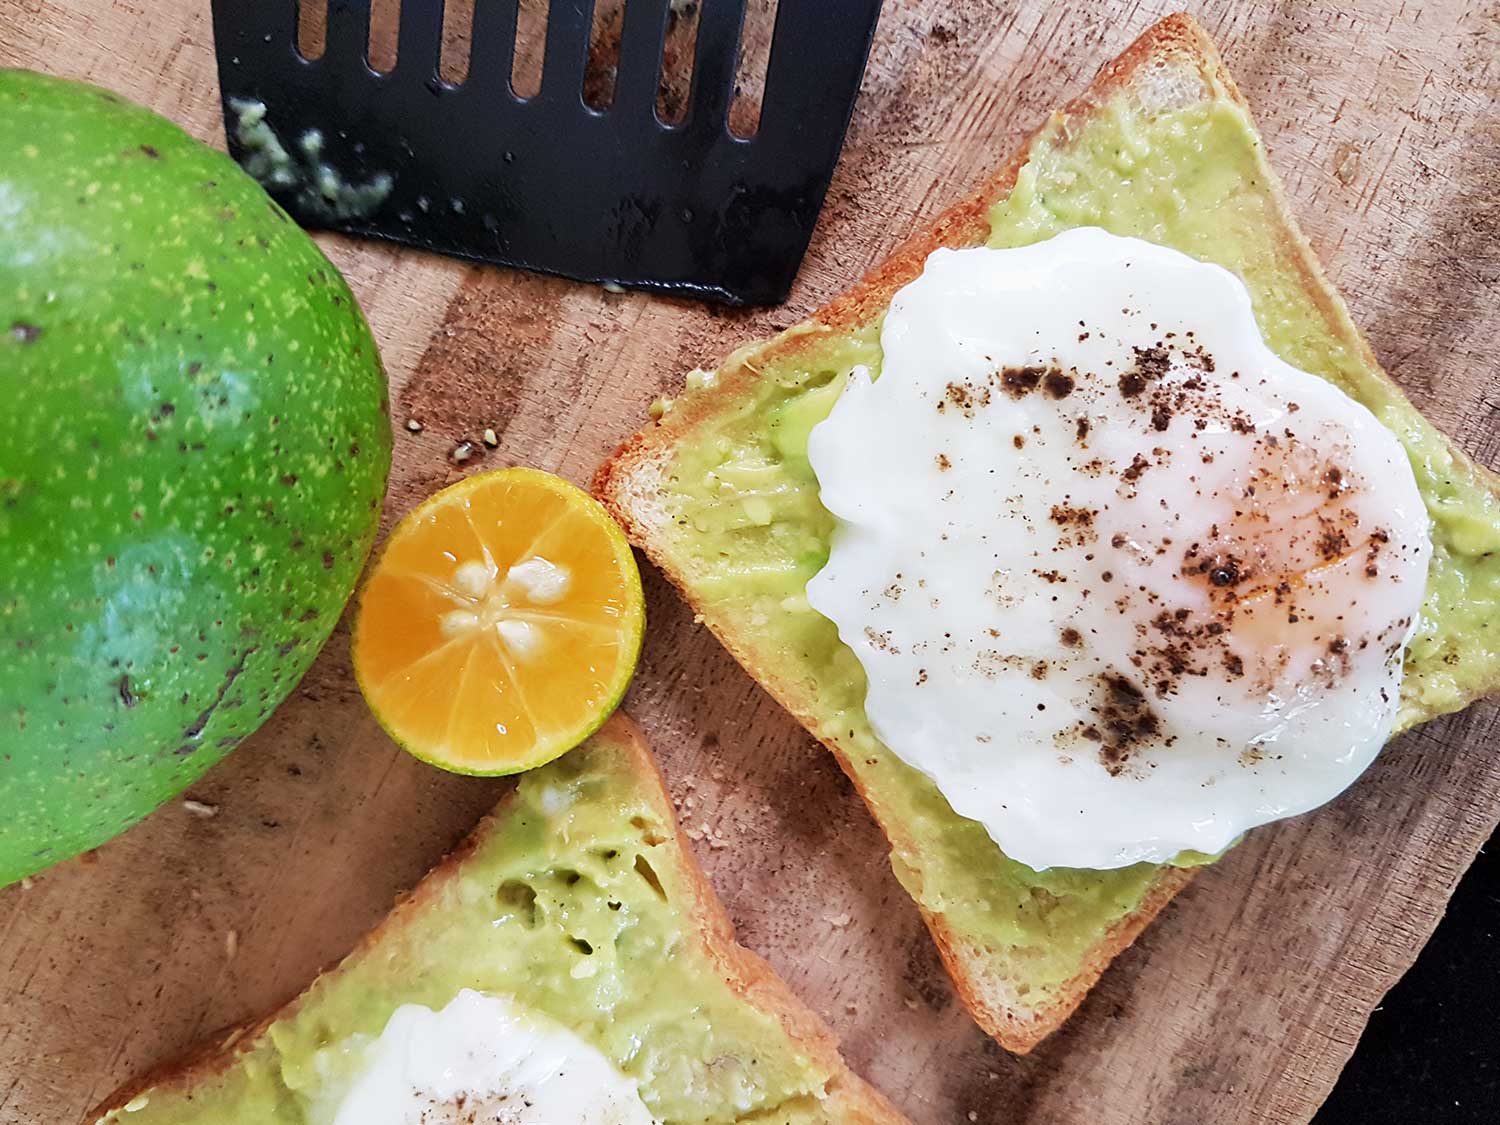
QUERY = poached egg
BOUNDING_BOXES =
[321,989,656,1125]
[806,228,1432,871]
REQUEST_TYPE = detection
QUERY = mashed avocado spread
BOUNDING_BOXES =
[653,96,1500,995]
[98,733,839,1124]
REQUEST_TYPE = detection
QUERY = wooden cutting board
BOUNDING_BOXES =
[3,2,1498,1122]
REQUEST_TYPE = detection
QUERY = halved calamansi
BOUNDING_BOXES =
[352,468,644,775]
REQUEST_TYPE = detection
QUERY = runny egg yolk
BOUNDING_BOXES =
[1184,440,1386,668]
[1097,394,1410,719]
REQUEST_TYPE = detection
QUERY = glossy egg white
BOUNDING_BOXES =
[806,228,1432,871]
[320,989,656,1125]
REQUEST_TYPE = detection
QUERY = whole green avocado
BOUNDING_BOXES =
[0,72,393,885]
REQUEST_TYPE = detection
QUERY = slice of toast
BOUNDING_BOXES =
[91,714,905,1124]
[595,13,1500,1054]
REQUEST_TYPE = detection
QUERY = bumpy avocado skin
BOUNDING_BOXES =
[0,71,393,884]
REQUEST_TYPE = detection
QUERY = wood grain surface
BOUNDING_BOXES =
[2,2,1498,1122]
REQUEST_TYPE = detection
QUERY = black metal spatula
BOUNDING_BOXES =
[209,0,882,305]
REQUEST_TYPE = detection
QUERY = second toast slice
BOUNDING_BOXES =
[92,715,903,1124]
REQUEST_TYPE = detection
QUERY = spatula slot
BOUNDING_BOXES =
[511,0,550,99]
[367,0,400,73]
[296,0,328,61]
[655,0,700,126]
[583,0,623,111]
[727,0,775,139]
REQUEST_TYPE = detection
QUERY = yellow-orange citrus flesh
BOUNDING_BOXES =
[352,468,644,775]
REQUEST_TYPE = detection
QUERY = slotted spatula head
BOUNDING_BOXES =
[209,0,881,305]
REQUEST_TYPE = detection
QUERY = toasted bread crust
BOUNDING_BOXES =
[593,11,1419,1055]
[91,714,904,1124]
